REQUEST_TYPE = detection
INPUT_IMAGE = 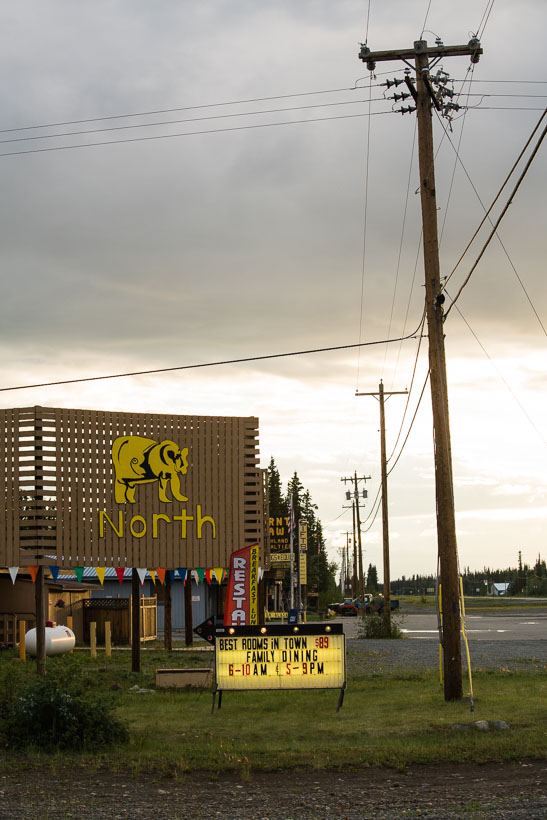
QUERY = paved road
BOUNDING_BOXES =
[341,609,547,640]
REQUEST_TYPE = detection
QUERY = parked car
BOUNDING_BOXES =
[338,600,358,616]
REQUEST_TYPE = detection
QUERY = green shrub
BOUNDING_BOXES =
[357,612,404,639]
[1,677,128,750]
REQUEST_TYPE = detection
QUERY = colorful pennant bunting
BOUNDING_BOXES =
[8,567,18,584]
[74,566,84,583]
[28,566,39,583]
[136,568,147,586]
[95,567,106,585]
[156,568,166,585]
[49,566,60,582]
[167,569,175,583]
[114,567,125,585]
[149,570,156,585]
[205,569,212,584]
[195,568,205,583]
[177,568,187,584]
[213,567,224,584]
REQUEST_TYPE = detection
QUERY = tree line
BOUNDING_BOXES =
[267,458,338,609]
[390,554,546,596]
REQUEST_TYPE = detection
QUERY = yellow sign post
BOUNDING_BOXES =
[213,623,346,711]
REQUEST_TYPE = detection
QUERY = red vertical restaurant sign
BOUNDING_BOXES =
[224,543,259,626]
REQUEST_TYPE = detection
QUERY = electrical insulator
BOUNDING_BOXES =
[468,37,481,64]
[359,44,376,71]
[384,78,403,89]
[399,106,416,115]
[393,92,410,103]
[346,491,351,500]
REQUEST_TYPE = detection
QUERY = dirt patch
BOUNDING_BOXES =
[1,759,545,819]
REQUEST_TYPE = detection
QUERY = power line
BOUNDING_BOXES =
[0,96,391,147]
[0,109,396,158]
[0,86,373,135]
[0,322,424,394]
[445,114,547,318]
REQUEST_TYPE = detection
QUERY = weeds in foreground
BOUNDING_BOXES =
[357,611,405,639]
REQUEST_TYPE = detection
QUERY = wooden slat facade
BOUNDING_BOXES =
[0,406,267,569]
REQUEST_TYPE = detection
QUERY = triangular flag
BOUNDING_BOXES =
[195,568,205,583]
[205,569,212,584]
[28,566,39,583]
[213,567,224,584]
[8,567,18,584]
[177,568,187,584]
[95,567,106,585]
[149,570,156,585]
[115,567,125,585]
[137,568,147,586]
[49,566,60,582]
[167,570,175,583]
[74,566,84,583]
[156,568,166,585]
[258,567,264,582]
[191,569,199,584]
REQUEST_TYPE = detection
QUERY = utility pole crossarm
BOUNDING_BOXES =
[356,390,408,397]
[359,42,482,64]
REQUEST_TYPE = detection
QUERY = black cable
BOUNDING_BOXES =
[0,109,395,158]
[0,96,390,146]
[0,320,424,394]
[445,116,547,318]
[0,84,391,136]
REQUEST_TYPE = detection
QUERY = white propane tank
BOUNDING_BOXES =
[25,625,76,656]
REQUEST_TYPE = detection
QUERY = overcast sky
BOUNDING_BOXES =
[0,0,545,581]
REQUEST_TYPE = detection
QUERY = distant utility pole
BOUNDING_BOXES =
[341,532,352,595]
[356,381,407,633]
[359,37,483,701]
[342,473,370,602]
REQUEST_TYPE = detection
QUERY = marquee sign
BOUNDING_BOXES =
[213,623,346,709]
[0,406,266,569]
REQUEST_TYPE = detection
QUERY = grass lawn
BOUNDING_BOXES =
[1,645,545,776]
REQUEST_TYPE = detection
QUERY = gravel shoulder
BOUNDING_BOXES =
[1,760,545,819]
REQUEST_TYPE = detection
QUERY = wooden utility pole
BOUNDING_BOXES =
[360,38,482,700]
[342,474,370,602]
[356,382,407,633]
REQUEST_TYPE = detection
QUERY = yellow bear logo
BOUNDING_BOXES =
[112,436,189,504]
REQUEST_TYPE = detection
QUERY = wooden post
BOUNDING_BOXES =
[354,473,365,604]
[35,566,46,675]
[105,621,112,657]
[379,382,391,634]
[164,570,172,652]
[184,574,193,647]
[356,383,407,635]
[131,568,141,672]
[415,44,462,700]
[19,620,26,661]
[90,621,97,658]
[67,615,73,653]
[352,502,358,597]
[359,37,481,703]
